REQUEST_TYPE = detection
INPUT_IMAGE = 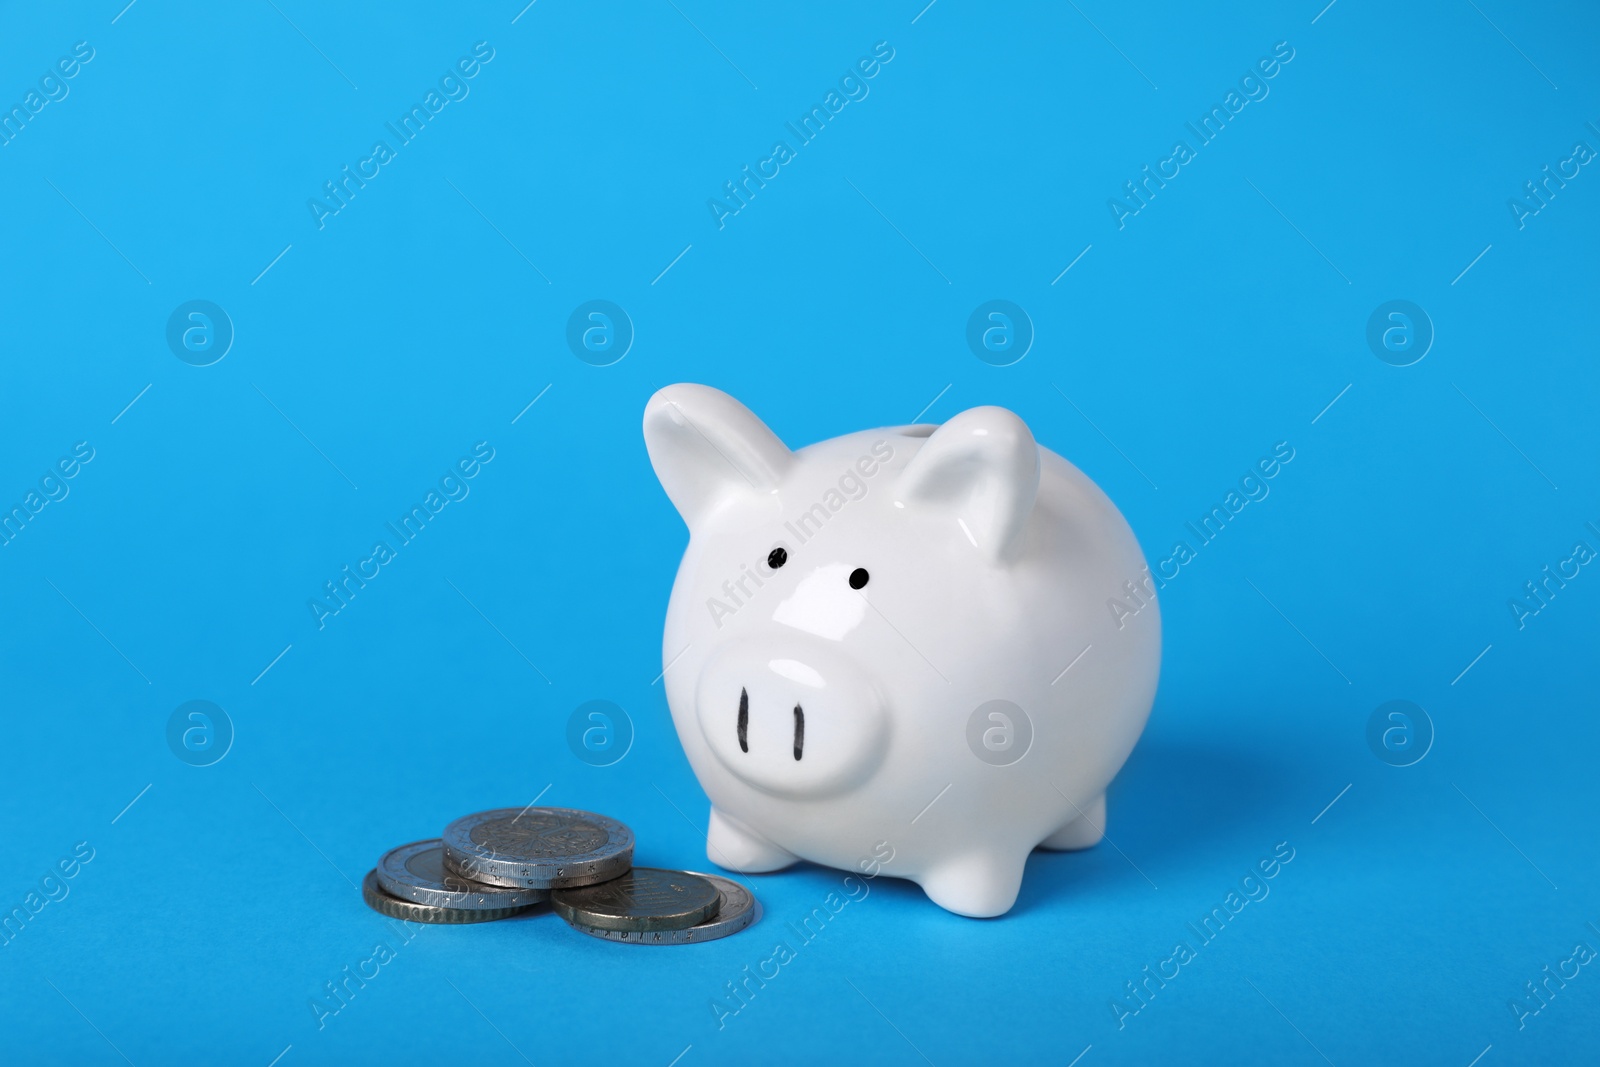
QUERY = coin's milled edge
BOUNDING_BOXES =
[360,871,533,925]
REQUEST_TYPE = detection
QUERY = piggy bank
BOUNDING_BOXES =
[643,384,1160,917]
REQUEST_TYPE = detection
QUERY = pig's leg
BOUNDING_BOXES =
[918,851,1028,917]
[1037,792,1106,850]
[706,806,798,872]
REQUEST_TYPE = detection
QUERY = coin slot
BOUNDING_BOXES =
[737,687,749,753]
[793,704,804,761]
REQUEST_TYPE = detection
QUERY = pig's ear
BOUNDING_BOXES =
[895,406,1040,563]
[644,384,791,528]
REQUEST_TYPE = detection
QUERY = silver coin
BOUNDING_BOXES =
[360,870,537,925]
[376,839,549,910]
[441,807,633,889]
[552,867,721,932]
[562,874,760,945]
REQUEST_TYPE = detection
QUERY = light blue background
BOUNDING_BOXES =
[1,1,1596,1064]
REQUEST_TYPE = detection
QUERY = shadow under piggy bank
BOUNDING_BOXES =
[1008,729,1297,917]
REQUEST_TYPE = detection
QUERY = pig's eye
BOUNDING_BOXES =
[767,547,788,569]
[849,568,869,590]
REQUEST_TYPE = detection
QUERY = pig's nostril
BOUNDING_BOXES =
[738,688,749,753]
[793,704,805,761]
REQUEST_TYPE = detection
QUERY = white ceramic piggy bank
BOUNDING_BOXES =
[643,384,1160,917]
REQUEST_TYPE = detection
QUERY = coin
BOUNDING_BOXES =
[360,870,538,924]
[562,874,760,945]
[376,839,548,910]
[551,867,722,932]
[441,807,633,890]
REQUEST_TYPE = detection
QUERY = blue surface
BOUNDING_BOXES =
[1,2,1597,1064]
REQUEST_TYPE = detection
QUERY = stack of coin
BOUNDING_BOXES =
[362,806,759,945]
[552,868,759,945]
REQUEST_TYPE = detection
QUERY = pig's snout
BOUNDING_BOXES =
[696,635,888,799]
